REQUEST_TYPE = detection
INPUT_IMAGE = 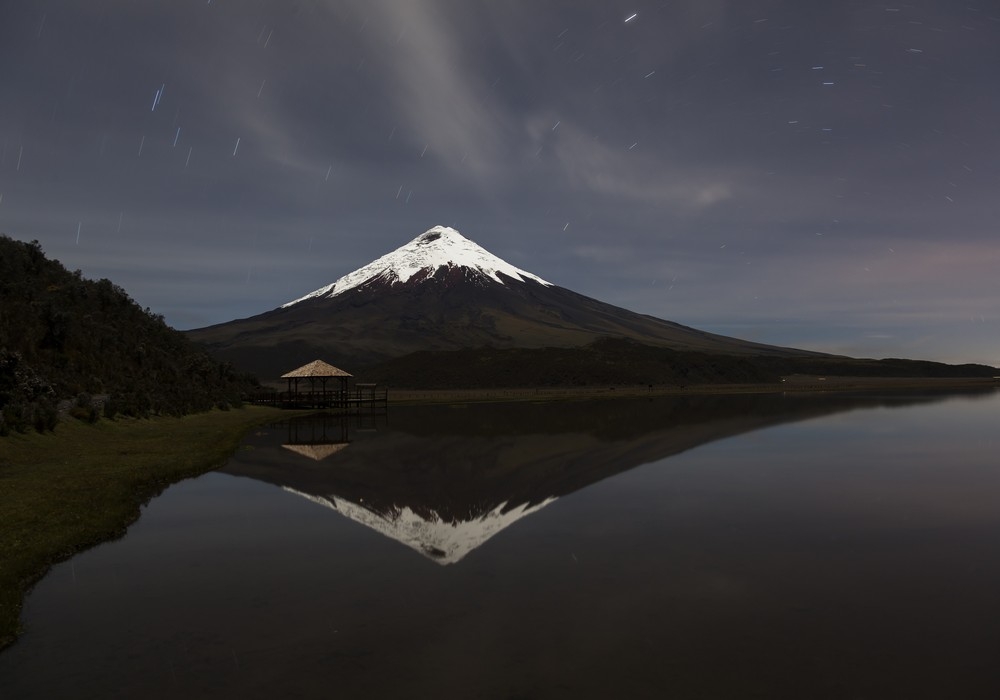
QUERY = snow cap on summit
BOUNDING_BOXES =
[282,225,551,307]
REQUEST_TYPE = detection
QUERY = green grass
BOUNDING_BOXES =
[0,406,290,652]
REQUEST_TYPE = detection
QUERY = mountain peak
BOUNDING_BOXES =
[282,225,551,308]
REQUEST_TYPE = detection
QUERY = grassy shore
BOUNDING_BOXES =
[0,406,291,652]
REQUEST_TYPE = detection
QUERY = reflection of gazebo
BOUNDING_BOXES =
[280,413,351,459]
[282,443,350,461]
[281,359,352,408]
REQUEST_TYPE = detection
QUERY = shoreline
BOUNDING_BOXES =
[387,376,999,405]
[0,406,292,653]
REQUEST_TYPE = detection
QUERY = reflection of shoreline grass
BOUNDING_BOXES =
[0,406,290,652]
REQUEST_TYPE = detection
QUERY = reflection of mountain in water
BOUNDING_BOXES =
[222,388,996,565]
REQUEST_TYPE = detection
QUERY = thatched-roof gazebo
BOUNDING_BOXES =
[281,359,352,408]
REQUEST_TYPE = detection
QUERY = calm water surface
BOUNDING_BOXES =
[2,390,1000,699]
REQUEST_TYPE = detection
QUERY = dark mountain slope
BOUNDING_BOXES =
[363,337,997,390]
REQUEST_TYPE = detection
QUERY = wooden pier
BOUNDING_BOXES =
[248,386,388,411]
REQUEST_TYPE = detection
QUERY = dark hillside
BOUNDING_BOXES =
[0,236,257,434]
[364,337,997,390]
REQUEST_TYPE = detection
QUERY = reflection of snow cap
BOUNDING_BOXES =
[282,487,556,565]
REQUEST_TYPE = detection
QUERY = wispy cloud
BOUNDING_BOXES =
[524,115,737,210]
[333,0,513,185]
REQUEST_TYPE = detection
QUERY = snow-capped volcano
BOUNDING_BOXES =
[188,223,819,377]
[282,226,551,307]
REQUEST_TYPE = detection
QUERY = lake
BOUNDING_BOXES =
[2,388,999,699]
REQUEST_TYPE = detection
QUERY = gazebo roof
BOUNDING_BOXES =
[281,359,353,379]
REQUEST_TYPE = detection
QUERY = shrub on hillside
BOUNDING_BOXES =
[32,399,59,432]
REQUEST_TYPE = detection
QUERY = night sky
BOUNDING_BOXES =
[2,1,997,365]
